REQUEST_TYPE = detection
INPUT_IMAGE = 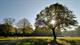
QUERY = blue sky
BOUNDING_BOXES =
[0,0,80,28]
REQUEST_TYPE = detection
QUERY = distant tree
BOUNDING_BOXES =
[3,18,15,25]
[35,3,78,44]
[0,24,16,36]
[75,26,80,36]
[35,26,52,36]
[2,18,15,35]
[17,18,33,35]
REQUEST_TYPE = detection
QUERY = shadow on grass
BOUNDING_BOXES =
[0,39,80,45]
[16,39,66,45]
[59,39,80,45]
[16,39,48,45]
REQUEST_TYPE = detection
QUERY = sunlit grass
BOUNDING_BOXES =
[0,36,80,41]
[0,37,80,45]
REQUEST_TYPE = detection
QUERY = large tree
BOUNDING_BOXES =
[17,18,33,34]
[35,3,78,44]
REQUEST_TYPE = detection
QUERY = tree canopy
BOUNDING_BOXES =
[17,18,33,34]
[35,3,78,31]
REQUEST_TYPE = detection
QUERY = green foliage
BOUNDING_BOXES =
[24,26,33,34]
[35,26,52,33]
[35,3,78,32]
[3,18,15,25]
[17,18,33,34]
[34,26,52,36]
[75,26,80,36]
[17,18,31,28]
[61,26,80,37]
[0,24,16,35]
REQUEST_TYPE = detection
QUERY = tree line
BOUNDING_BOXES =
[0,18,33,36]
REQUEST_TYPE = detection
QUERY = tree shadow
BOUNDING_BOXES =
[47,40,63,45]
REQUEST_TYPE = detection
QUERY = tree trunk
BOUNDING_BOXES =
[52,28,57,45]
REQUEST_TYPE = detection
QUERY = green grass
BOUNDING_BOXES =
[0,37,80,45]
[0,36,80,40]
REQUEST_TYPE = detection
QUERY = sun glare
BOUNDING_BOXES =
[50,20,56,27]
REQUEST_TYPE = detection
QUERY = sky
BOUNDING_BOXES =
[0,0,80,28]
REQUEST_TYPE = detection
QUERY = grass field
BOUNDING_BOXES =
[0,36,80,40]
[0,37,80,45]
